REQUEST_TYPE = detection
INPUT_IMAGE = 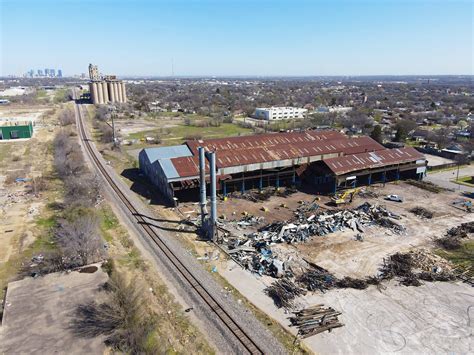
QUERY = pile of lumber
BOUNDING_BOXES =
[289,304,344,338]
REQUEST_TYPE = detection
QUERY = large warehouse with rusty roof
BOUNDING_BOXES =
[139,130,426,204]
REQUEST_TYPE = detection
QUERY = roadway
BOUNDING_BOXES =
[72,94,286,355]
[425,165,474,193]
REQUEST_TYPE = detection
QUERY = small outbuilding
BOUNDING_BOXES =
[0,120,34,140]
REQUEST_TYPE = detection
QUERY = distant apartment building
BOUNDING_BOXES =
[254,107,307,120]
[57,69,62,78]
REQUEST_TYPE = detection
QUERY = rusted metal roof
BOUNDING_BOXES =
[170,130,384,179]
[323,147,425,176]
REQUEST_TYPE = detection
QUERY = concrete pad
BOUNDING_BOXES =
[424,154,455,167]
[222,263,474,354]
[0,265,108,354]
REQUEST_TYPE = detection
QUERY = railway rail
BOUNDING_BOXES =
[74,101,264,354]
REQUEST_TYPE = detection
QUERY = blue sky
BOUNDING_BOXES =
[1,0,472,76]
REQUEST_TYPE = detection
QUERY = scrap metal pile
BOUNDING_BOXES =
[410,206,434,219]
[380,249,455,286]
[222,202,405,277]
[289,305,344,338]
[264,279,306,309]
[435,221,474,250]
[229,187,297,202]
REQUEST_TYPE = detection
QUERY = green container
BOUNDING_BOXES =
[0,121,33,140]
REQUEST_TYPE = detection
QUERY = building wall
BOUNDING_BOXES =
[254,107,307,120]
[0,123,33,140]
[138,150,175,204]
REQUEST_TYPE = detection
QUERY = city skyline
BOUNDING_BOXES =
[1,0,472,77]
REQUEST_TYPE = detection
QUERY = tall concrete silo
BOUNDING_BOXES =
[121,82,127,103]
[89,82,99,104]
[102,81,109,102]
[113,82,119,103]
[117,81,124,102]
[97,82,104,104]
[108,81,115,102]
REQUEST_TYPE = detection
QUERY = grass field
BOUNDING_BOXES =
[453,175,474,187]
[127,122,253,145]
[436,240,474,270]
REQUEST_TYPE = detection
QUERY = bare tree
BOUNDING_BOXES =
[55,213,104,266]
[59,107,76,126]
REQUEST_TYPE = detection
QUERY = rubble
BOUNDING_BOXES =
[409,206,434,219]
[229,187,297,203]
[296,266,336,292]
[406,179,451,193]
[335,277,369,290]
[380,249,455,286]
[264,278,306,309]
[289,304,344,338]
[435,221,474,250]
[221,202,405,277]
[357,189,379,199]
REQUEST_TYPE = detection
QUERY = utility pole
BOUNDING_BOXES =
[111,113,116,148]
[456,160,460,190]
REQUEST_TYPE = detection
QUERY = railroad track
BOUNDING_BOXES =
[74,102,264,354]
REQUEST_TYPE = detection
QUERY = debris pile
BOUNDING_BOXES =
[289,304,344,338]
[335,276,369,290]
[358,189,379,199]
[435,221,474,250]
[264,279,306,309]
[406,179,451,193]
[234,214,265,229]
[410,206,434,219]
[230,187,297,202]
[222,202,405,276]
[380,249,455,286]
[296,266,336,292]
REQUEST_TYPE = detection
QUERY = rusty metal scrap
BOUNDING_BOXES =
[221,202,405,277]
[264,278,306,309]
[409,206,434,219]
[289,304,344,338]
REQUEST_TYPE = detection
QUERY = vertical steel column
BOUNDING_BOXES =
[241,172,245,193]
[198,147,207,224]
[209,151,217,240]
[368,173,372,185]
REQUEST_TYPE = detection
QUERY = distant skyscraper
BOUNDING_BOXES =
[50,69,55,77]
[57,69,62,78]
[37,69,43,76]
[28,69,34,78]
[45,69,50,77]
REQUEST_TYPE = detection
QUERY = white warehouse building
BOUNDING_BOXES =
[254,107,308,120]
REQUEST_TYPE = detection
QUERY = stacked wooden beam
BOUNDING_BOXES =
[289,304,344,338]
